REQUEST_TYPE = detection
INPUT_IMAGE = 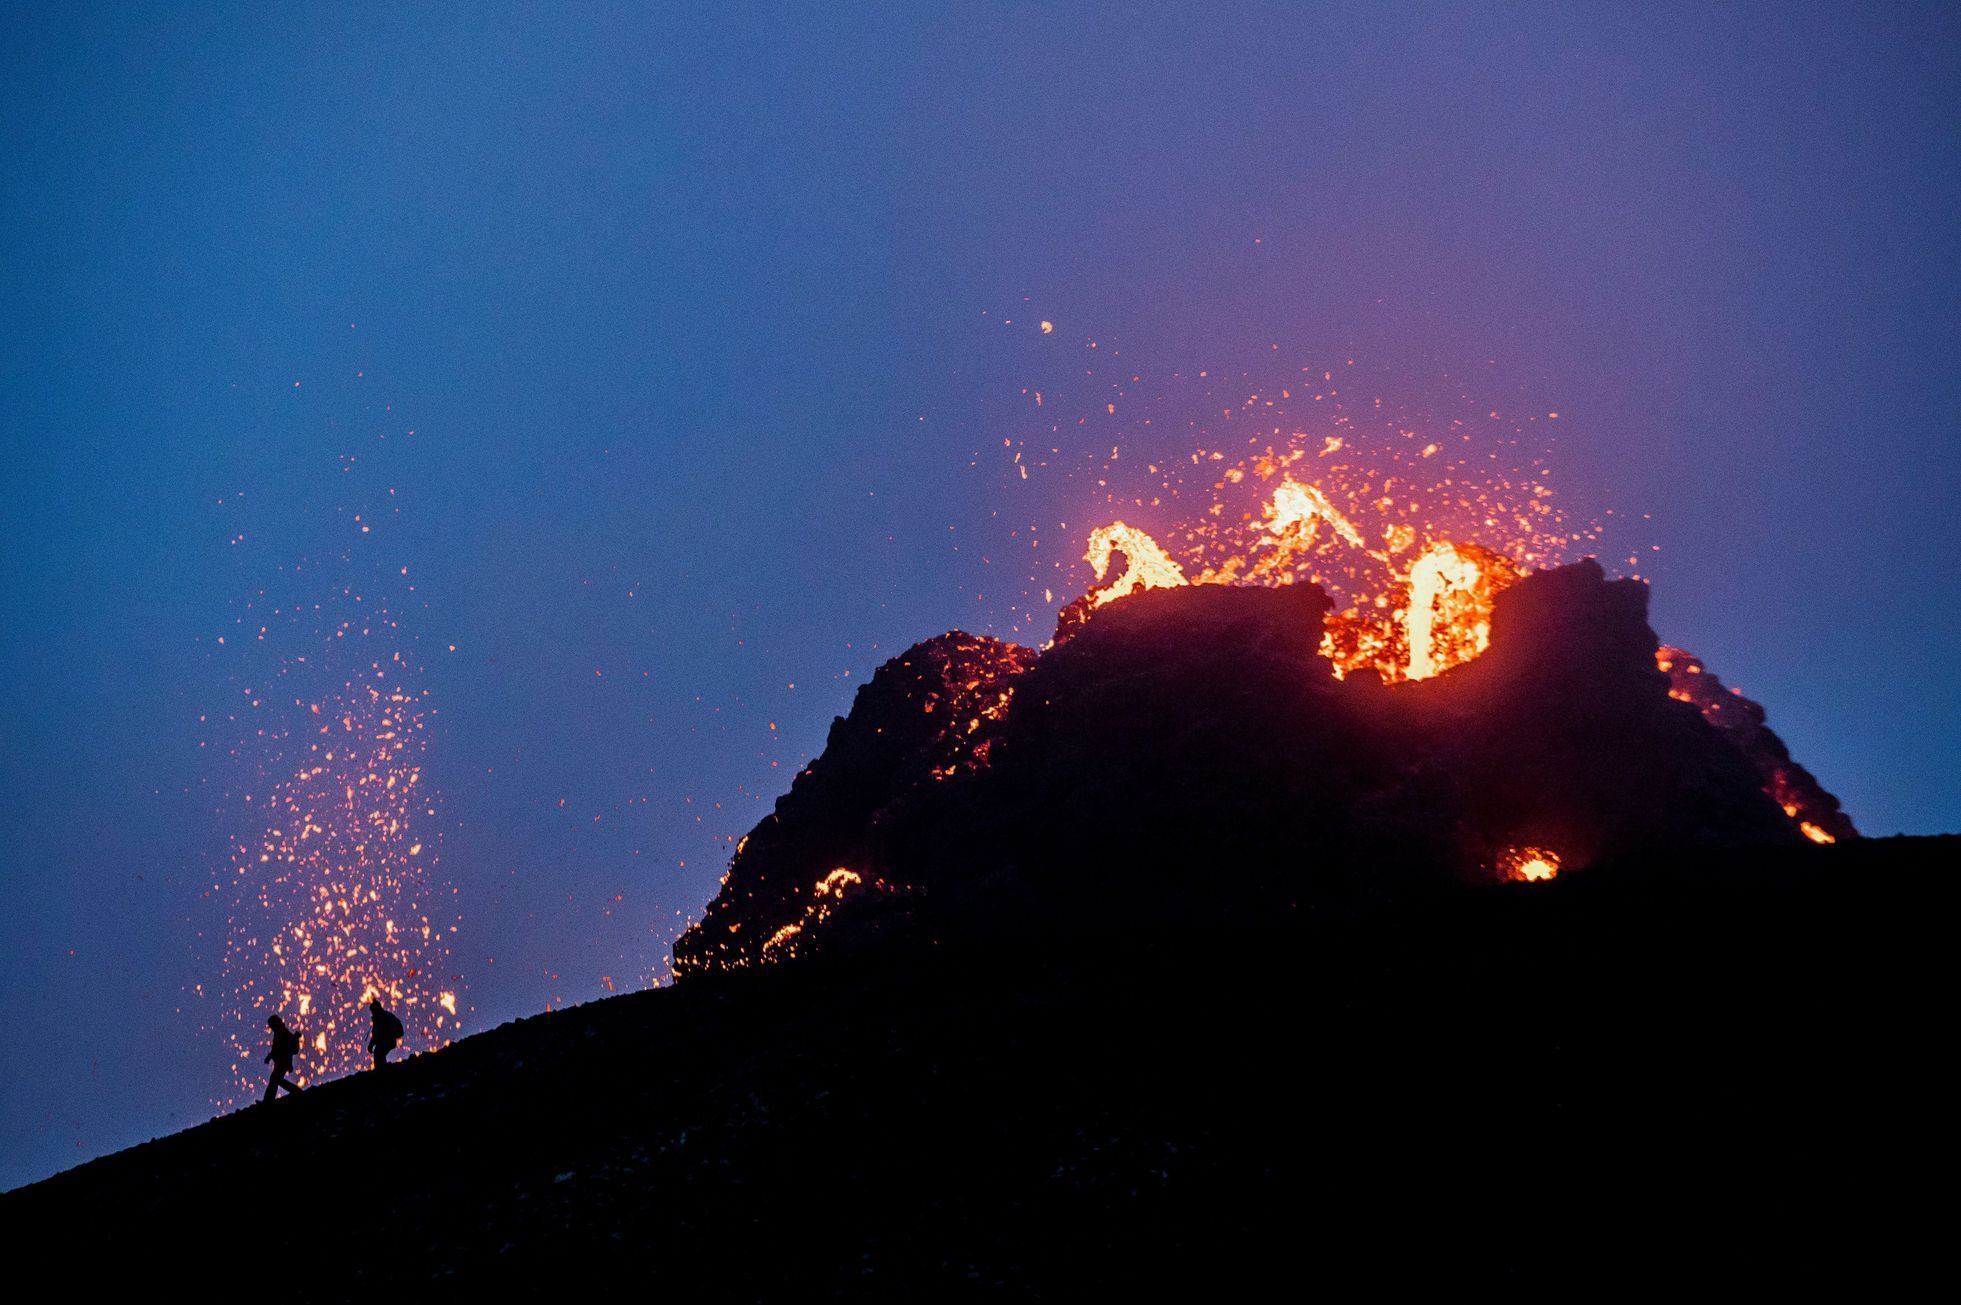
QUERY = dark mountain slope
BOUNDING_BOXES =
[7,837,1952,1298]
[8,563,1909,1296]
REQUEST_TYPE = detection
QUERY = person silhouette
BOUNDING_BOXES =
[367,998,404,1069]
[263,1015,303,1101]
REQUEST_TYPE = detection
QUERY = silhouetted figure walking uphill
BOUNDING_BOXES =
[262,1016,302,1102]
[368,999,404,1069]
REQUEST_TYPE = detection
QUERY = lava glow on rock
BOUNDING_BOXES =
[1655,645,1857,846]
[1080,470,1528,685]
[675,418,1859,977]
[761,867,872,962]
[1499,847,1562,882]
[1069,454,1853,845]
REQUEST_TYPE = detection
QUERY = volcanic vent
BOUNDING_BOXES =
[674,555,1848,976]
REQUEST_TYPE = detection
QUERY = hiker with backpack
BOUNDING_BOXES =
[263,1015,303,1101]
[368,998,405,1069]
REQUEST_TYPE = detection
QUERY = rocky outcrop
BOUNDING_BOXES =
[673,632,1033,975]
[1659,645,1858,842]
[676,561,1842,975]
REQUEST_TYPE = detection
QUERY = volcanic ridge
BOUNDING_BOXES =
[6,561,1941,1299]
[675,559,1853,974]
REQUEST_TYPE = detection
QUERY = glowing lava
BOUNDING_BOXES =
[1067,463,1852,849]
[761,867,872,962]
[1402,541,1521,681]
[1079,471,1525,684]
[1084,522,1188,609]
[1269,478,1370,555]
[1655,646,1859,846]
[1500,846,1562,882]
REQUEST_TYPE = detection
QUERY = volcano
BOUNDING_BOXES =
[675,559,1849,975]
[9,558,1940,1298]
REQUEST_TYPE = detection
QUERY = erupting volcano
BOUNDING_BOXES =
[676,456,1854,977]
[1066,474,1528,685]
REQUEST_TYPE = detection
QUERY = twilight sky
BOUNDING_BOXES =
[3,2,1955,1189]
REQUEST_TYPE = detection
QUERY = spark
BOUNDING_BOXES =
[210,540,463,1105]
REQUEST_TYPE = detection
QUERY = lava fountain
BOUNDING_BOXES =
[211,569,464,1106]
[1063,436,1852,845]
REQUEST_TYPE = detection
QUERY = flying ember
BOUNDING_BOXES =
[690,362,1854,977]
[210,563,464,1106]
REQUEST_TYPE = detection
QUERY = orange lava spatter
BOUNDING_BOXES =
[696,365,1853,972]
[1068,459,1851,849]
[1077,462,1536,684]
[210,570,464,1106]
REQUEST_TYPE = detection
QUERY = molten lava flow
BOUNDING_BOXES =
[817,866,863,894]
[1402,541,1522,681]
[1084,522,1187,609]
[1074,472,1524,683]
[1499,846,1561,882]
[1406,543,1483,679]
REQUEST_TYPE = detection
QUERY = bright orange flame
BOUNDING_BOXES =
[1193,477,1374,588]
[1800,822,1835,845]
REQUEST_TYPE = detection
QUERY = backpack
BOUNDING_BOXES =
[379,1010,404,1044]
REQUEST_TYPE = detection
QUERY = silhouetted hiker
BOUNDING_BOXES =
[367,998,404,1069]
[263,1015,303,1101]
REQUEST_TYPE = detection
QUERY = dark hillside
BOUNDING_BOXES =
[7,837,1951,1298]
